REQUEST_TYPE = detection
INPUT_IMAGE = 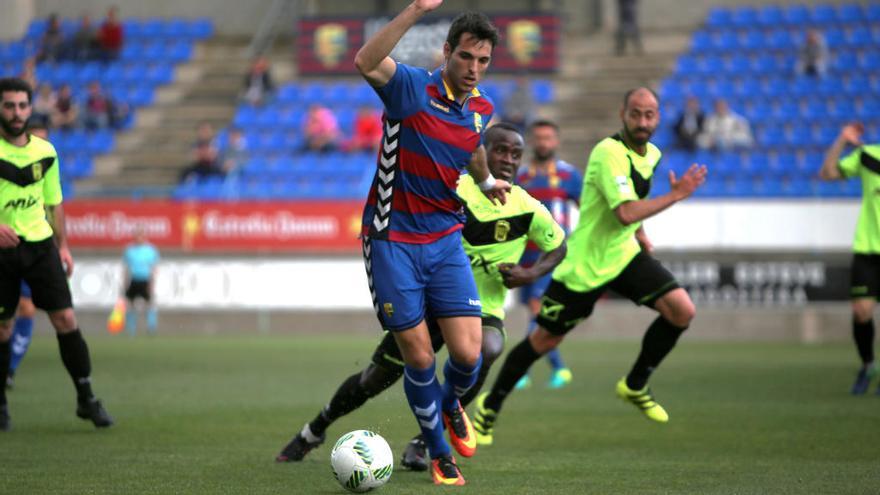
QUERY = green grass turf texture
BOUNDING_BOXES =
[3,334,879,494]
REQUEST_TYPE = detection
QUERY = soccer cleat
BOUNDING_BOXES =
[76,398,114,428]
[616,377,669,423]
[442,401,477,457]
[400,435,429,471]
[0,404,9,432]
[431,455,465,486]
[473,392,496,446]
[850,364,876,395]
[276,428,325,462]
[548,368,573,389]
[514,375,532,390]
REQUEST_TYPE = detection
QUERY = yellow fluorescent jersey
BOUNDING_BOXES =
[457,174,565,320]
[0,134,62,242]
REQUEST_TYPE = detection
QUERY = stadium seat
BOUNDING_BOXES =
[809,5,836,25]
[730,7,758,28]
[837,4,864,23]
[782,5,810,26]
[756,5,784,27]
[706,8,732,28]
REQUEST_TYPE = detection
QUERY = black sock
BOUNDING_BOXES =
[0,339,10,406]
[485,338,542,413]
[459,361,491,408]
[57,330,94,402]
[853,318,875,366]
[626,317,687,391]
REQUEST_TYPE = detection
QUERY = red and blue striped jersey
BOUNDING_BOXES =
[362,63,494,244]
[516,159,582,262]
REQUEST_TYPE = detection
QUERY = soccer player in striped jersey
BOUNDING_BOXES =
[513,119,582,390]
[276,123,566,473]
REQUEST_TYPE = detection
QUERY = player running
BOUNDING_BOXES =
[818,122,880,395]
[513,119,582,390]
[0,77,113,431]
[351,1,509,485]
[276,123,566,471]
[473,88,707,445]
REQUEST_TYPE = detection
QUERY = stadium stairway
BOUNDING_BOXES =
[76,37,294,196]
[554,29,690,163]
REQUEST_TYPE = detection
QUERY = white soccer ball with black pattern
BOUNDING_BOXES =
[330,430,393,492]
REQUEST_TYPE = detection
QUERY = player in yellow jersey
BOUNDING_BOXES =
[0,78,113,431]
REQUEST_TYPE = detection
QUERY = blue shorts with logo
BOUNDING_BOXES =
[20,281,31,299]
[363,231,482,332]
[519,272,553,305]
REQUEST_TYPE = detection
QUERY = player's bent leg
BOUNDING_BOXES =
[0,319,12,431]
[9,297,37,389]
[850,298,876,395]
[436,316,481,458]
[47,308,114,428]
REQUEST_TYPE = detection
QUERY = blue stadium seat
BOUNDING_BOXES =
[691,31,712,52]
[706,8,732,28]
[869,4,880,22]
[675,55,698,75]
[809,5,836,24]
[832,51,858,71]
[837,4,864,23]
[858,100,880,121]
[846,27,872,47]
[276,84,299,103]
[816,78,843,97]
[783,5,810,25]
[233,106,258,127]
[822,28,845,49]
[859,51,880,71]
[756,5,784,27]
[189,19,214,40]
[758,126,785,147]
[829,99,857,119]
[712,31,738,52]
[765,30,794,51]
[727,54,751,74]
[753,54,778,73]
[801,99,827,120]
[740,31,765,51]
[532,80,554,104]
[730,7,758,28]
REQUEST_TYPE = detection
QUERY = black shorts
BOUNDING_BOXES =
[0,238,73,320]
[536,251,680,336]
[850,254,880,299]
[371,316,504,371]
[125,280,151,302]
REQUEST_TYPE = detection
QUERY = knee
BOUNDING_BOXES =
[17,299,36,318]
[49,309,77,333]
[660,294,696,328]
[528,327,564,355]
[852,301,875,324]
[479,327,505,366]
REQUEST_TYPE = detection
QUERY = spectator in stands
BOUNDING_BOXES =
[219,127,249,176]
[18,58,37,90]
[180,141,224,183]
[615,0,643,56]
[36,14,65,63]
[346,106,382,153]
[83,81,128,130]
[97,6,124,61]
[699,99,753,151]
[71,14,99,61]
[673,96,705,151]
[194,121,217,149]
[52,84,79,130]
[796,29,828,78]
[31,83,56,128]
[303,104,339,153]
[502,76,536,133]
[241,56,275,106]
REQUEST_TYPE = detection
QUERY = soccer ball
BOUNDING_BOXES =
[330,430,393,492]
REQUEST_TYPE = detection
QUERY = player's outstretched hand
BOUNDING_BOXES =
[414,0,443,12]
[497,263,534,288]
[840,122,864,146]
[0,224,20,248]
[669,164,708,201]
[483,179,512,205]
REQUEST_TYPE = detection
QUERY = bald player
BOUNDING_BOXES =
[473,88,707,443]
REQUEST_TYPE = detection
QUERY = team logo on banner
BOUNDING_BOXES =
[507,20,541,65]
[314,23,348,68]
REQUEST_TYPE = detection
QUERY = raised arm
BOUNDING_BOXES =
[354,0,442,87]
[466,145,511,204]
[614,164,707,226]
[820,123,863,181]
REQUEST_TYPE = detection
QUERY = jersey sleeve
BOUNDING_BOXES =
[591,144,637,209]
[372,62,426,120]
[526,196,565,252]
[43,155,63,206]
[838,148,862,178]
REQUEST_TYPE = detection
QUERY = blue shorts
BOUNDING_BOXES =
[519,272,552,305]
[20,281,31,299]
[363,231,482,332]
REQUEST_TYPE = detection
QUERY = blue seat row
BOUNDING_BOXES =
[674,51,880,76]
[0,39,195,64]
[35,62,174,86]
[706,4,880,29]
[173,178,369,201]
[25,17,213,41]
[692,26,880,53]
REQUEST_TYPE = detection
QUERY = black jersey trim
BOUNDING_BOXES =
[610,133,655,199]
[861,149,880,176]
[0,156,56,187]
[462,206,534,246]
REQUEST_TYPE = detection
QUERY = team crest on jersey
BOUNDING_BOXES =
[32,162,43,181]
[383,302,394,318]
[474,113,483,133]
[494,220,511,242]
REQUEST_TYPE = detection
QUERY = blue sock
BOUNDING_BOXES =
[403,362,450,459]
[442,355,482,412]
[125,310,137,335]
[146,308,158,332]
[9,317,34,372]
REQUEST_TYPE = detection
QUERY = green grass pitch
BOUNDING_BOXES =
[4,334,879,494]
